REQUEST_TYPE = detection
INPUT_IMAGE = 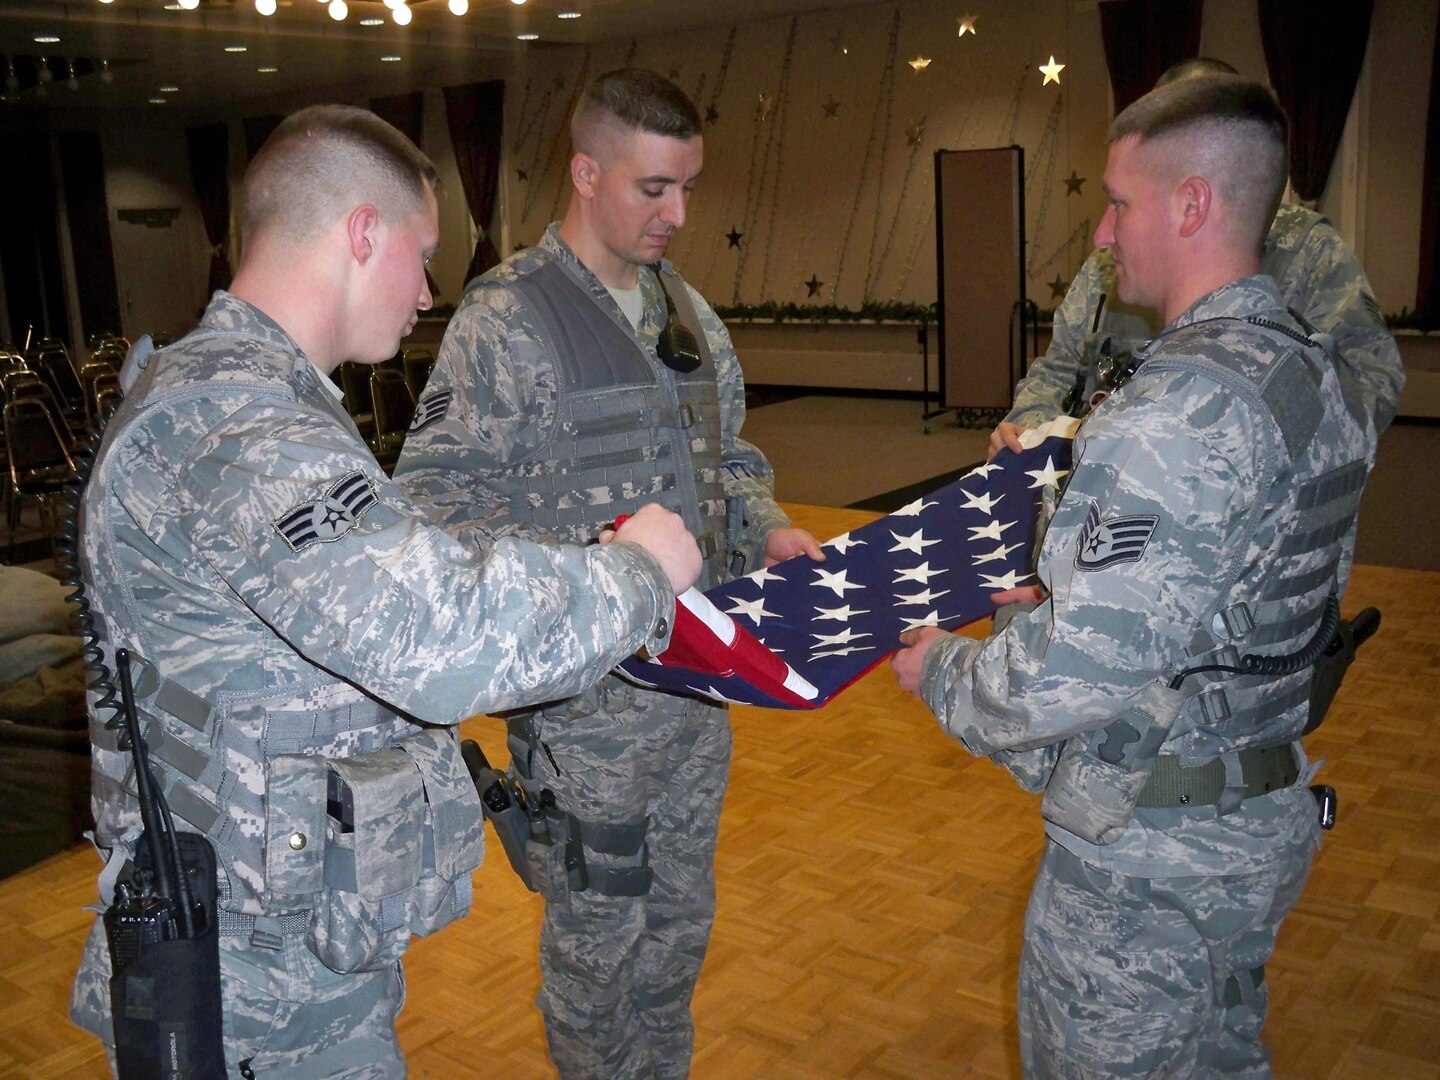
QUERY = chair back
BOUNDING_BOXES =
[371,367,416,443]
[402,348,436,398]
[33,345,85,409]
[4,397,75,488]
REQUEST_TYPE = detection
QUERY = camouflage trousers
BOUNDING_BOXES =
[510,676,731,1080]
[72,915,407,1078]
[1018,818,1318,1079]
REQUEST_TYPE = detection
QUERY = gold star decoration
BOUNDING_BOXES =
[1064,170,1085,195]
[956,14,978,37]
[755,93,773,122]
[1039,55,1065,85]
[805,275,824,297]
[1048,275,1068,300]
[908,56,933,73]
[906,118,927,148]
[822,97,840,119]
[725,226,744,249]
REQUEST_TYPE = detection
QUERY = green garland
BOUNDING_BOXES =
[714,300,938,324]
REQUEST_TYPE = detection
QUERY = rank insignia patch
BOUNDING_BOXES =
[1074,500,1159,571]
[274,470,379,552]
[409,389,452,434]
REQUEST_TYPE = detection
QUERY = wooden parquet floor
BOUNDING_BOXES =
[2,502,1436,1078]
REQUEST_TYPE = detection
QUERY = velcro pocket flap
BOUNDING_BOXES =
[398,728,484,880]
[328,748,426,900]
[265,753,329,905]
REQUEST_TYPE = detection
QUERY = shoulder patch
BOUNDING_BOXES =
[409,389,453,434]
[1074,499,1159,572]
[273,470,379,552]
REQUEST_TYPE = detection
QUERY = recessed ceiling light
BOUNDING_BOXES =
[163,3,183,9]
[159,85,180,92]
[258,66,278,73]
[34,35,61,44]
[380,55,402,62]
[517,32,539,40]
[149,97,167,104]
[557,11,581,18]
[225,45,248,53]
[359,17,383,25]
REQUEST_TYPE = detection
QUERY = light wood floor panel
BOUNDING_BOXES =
[1,502,1435,1077]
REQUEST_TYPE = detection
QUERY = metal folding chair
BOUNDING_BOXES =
[4,396,76,561]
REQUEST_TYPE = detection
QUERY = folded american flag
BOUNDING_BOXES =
[617,418,1078,709]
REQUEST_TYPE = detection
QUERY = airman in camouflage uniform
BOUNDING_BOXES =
[70,105,700,1079]
[995,58,1402,458]
[396,70,820,1079]
[895,77,1375,1078]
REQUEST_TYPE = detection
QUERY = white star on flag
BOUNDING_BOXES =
[959,489,1004,514]
[893,561,948,584]
[746,566,786,588]
[726,596,777,624]
[973,542,1024,566]
[977,568,1033,590]
[970,461,1002,478]
[827,533,866,554]
[811,644,878,660]
[899,610,943,631]
[810,627,872,648]
[967,519,1015,542]
[889,528,941,555]
[892,497,937,517]
[814,603,870,622]
[812,567,865,597]
[896,587,952,606]
[1025,456,1068,490]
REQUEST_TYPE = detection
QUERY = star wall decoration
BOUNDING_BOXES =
[1064,170,1086,195]
[726,226,744,249]
[705,104,721,124]
[906,119,927,148]
[822,97,840,119]
[1039,55,1065,85]
[805,275,824,297]
[756,93,774,121]
[1048,275,1068,300]
[957,14,978,37]
[909,56,933,73]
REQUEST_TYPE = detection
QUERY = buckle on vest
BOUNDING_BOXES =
[1211,603,1255,642]
[1197,685,1232,725]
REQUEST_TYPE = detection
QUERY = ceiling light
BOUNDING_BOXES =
[163,3,183,9]
[384,0,401,7]
[258,66,279,72]
[328,0,348,19]
[159,84,180,92]
[380,55,402,62]
[34,35,61,44]
[511,0,527,5]
[359,17,383,25]
[557,10,582,17]
[178,0,200,9]
[225,45,248,53]
[448,0,469,13]
[517,32,539,39]
[256,0,277,15]
[98,0,115,5]
[392,4,412,25]
[149,97,167,104]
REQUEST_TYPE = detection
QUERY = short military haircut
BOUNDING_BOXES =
[1109,75,1289,250]
[1155,56,1238,88]
[571,68,702,156]
[240,104,438,248]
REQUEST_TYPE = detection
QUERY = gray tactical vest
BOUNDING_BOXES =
[470,255,730,588]
[83,336,482,972]
[1142,314,1372,760]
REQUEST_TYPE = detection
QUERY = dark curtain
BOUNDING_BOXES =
[370,92,425,148]
[185,123,233,296]
[1098,0,1204,115]
[0,134,69,349]
[58,132,123,343]
[443,79,505,283]
[1416,17,1440,323]
[1259,0,1375,202]
[242,114,284,161]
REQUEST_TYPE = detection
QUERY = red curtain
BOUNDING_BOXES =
[1098,0,1204,116]
[1258,0,1375,203]
[1416,17,1440,324]
[442,80,505,284]
[185,123,233,296]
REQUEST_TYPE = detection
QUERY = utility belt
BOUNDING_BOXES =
[1136,745,1299,809]
[461,735,653,903]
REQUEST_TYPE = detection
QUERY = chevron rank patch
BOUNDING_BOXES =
[273,470,379,552]
[409,388,452,434]
[1074,499,1159,572]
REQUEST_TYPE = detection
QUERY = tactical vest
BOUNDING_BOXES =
[1141,313,1372,758]
[83,335,483,974]
[469,254,730,588]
